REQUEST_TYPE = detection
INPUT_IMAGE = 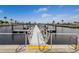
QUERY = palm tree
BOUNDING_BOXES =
[61,19,64,33]
[52,20,55,24]
[10,18,13,21]
[14,20,17,24]
[52,20,55,29]
[3,16,7,24]
[61,19,64,24]
[10,18,13,24]
[10,18,14,33]
[4,16,7,20]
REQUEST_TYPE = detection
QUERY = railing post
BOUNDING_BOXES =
[11,23,14,44]
[25,32,27,45]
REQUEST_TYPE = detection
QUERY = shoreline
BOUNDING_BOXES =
[0,24,79,29]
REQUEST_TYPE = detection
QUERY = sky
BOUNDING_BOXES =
[0,5,79,23]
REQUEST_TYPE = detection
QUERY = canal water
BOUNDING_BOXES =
[0,25,26,44]
[47,25,79,45]
[47,25,79,33]
[0,25,79,45]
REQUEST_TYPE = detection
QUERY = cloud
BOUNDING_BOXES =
[59,5,64,8]
[53,14,79,23]
[28,13,79,23]
[70,14,79,22]
[35,8,48,13]
[33,7,79,23]
[75,8,79,11]
[0,10,3,13]
[41,13,52,18]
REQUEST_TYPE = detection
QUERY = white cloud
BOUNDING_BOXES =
[0,10,3,13]
[53,14,79,23]
[34,7,79,23]
[29,14,79,23]
[59,5,64,8]
[70,14,79,22]
[41,13,52,18]
[75,8,79,11]
[35,8,48,13]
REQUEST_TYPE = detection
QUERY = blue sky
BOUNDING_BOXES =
[0,5,79,23]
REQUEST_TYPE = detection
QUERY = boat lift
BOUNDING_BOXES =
[46,25,78,51]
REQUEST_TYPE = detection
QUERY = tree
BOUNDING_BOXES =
[4,16,7,20]
[10,18,14,23]
[52,20,55,24]
[4,21,9,24]
[61,19,64,24]
[15,20,17,24]
[9,18,14,25]
[57,22,59,24]
[10,18,13,22]
[29,21,31,24]
[3,16,7,23]
[0,20,4,24]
